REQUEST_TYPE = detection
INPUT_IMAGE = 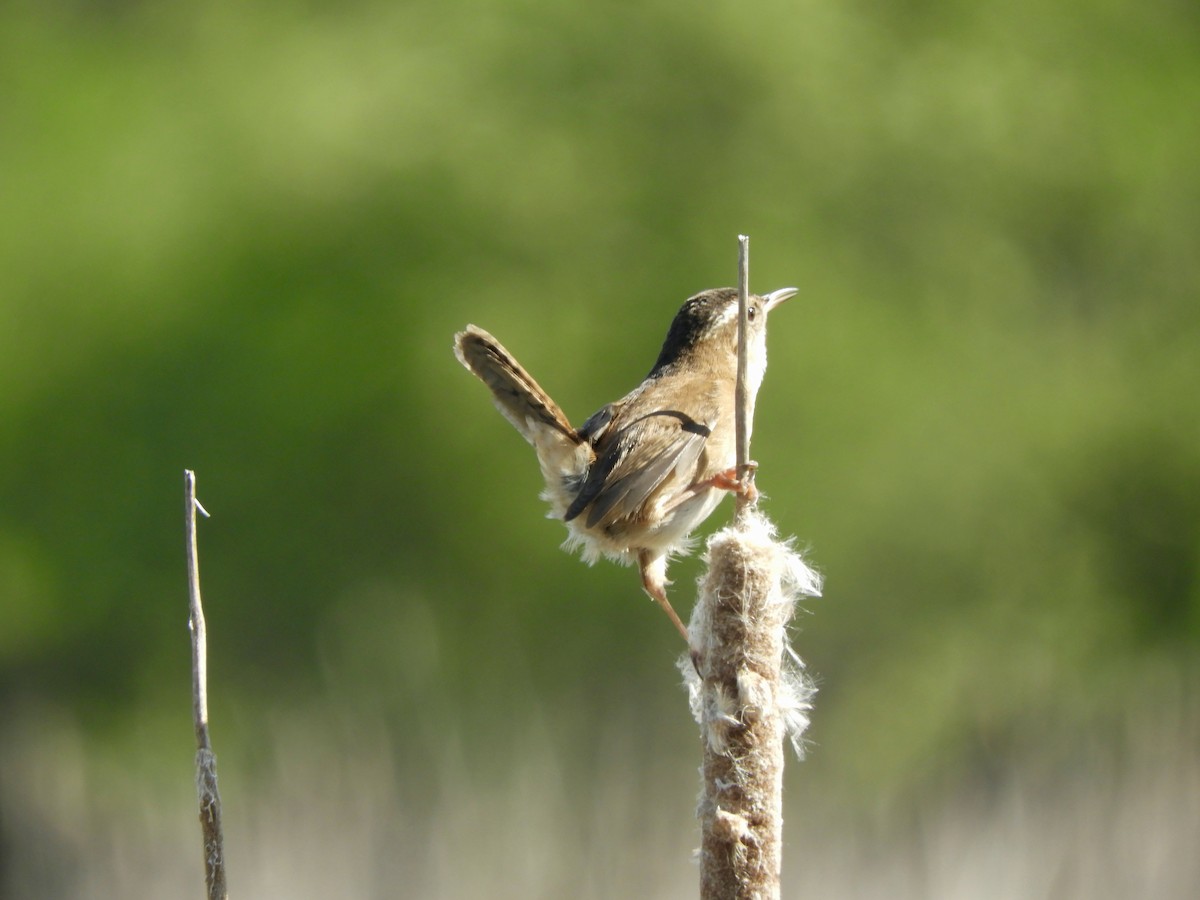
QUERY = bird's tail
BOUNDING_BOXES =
[454,325,580,447]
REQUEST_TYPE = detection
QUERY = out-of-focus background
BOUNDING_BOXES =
[2,1,1198,897]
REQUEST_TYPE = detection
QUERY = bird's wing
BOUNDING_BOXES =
[576,402,616,443]
[565,387,718,531]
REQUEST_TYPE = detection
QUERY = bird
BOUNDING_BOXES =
[453,286,797,643]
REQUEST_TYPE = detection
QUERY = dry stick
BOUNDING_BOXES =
[185,469,229,900]
[690,235,814,900]
[733,234,754,523]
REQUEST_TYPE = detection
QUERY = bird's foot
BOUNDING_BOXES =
[710,464,759,503]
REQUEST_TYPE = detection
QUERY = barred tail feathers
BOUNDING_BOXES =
[454,325,579,444]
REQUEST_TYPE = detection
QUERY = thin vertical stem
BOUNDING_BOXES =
[734,235,750,479]
[185,469,228,900]
[734,234,754,520]
[186,470,209,750]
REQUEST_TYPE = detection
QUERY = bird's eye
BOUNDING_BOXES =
[747,305,759,321]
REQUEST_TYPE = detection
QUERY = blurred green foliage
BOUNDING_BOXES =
[1,0,1198,804]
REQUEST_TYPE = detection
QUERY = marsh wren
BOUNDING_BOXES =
[453,286,797,642]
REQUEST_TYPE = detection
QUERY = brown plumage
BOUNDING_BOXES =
[453,287,797,642]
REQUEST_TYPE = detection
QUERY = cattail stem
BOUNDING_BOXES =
[185,469,229,900]
[686,512,818,899]
[684,236,821,898]
[734,234,755,521]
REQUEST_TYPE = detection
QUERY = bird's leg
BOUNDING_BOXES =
[638,551,690,643]
[660,462,760,517]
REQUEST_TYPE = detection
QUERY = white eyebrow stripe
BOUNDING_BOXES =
[714,300,740,329]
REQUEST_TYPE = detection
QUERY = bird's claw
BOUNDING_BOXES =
[712,465,759,503]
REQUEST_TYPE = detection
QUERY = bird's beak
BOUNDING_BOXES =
[764,287,799,312]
